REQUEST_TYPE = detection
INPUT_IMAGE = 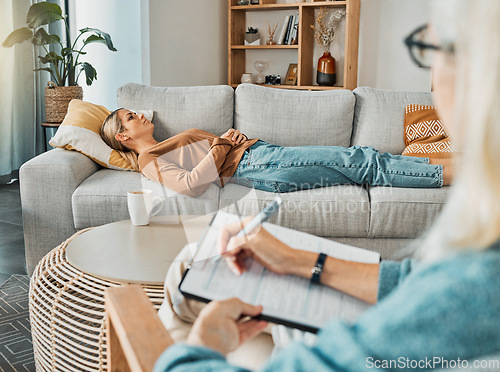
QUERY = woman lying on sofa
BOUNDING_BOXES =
[101,109,453,197]
[152,0,500,371]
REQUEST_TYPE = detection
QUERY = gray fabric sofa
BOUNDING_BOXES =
[20,83,449,276]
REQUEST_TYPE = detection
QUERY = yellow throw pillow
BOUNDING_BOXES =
[402,104,456,159]
[49,100,152,171]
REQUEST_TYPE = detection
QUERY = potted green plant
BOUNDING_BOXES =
[244,27,260,46]
[2,2,117,122]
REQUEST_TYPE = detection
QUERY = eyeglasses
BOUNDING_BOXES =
[404,24,455,69]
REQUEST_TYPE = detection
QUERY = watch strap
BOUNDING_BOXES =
[311,253,327,284]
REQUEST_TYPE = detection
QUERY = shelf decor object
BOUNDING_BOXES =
[312,8,346,86]
[254,60,269,83]
[266,22,279,45]
[241,73,254,83]
[228,0,360,91]
[317,52,336,86]
[284,63,298,85]
[245,26,261,45]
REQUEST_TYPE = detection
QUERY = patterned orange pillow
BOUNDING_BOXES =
[402,104,455,159]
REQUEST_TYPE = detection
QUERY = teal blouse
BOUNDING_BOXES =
[154,243,500,371]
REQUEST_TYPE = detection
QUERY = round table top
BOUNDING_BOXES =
[66,215,213,285]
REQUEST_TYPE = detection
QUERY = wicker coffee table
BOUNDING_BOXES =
[29,215,212,371]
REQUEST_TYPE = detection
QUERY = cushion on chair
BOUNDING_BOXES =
[116,83,234,142]
[49,99,152,170]
[72,169,220,230]
[219,183,370,238]
[367,186,450,238]
[402,104,455,159]
[352,87,434,154]
[234,84,355,147]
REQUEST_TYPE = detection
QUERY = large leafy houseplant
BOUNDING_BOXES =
[2,1,117,87]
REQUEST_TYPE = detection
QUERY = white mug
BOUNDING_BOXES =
[127,189,164,226]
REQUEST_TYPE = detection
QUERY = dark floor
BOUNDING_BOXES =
[0,180,26,286]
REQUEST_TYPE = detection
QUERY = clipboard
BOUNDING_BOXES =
[177,211,378,334]
[178,265,321,333]
[178,208,322,333]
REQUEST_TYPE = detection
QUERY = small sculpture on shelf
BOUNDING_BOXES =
[266,22,278,45]
[254,60,269,84]
[311,7,346,86]
[265,74,281,85]
[241,73,254,84]
[245,27,260,46]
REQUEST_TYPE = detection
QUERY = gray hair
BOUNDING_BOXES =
[418,0,500,261]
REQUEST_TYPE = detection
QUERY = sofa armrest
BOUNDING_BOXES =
[20,149,100,275]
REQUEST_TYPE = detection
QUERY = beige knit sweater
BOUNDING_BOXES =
[138,129,258,197]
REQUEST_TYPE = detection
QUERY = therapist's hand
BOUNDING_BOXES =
[186,298,268,356]
[218,217,295,275]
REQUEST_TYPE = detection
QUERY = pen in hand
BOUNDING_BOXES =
[212,196,282,263]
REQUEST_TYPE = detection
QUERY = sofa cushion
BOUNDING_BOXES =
[367,186,450,239]
[351,87,434,154]
[116,83,234,141]
[402,104,455,159]
[219,183,370,238]
[72,169,220,229]
[234,84,355,147]
[49,99,153,171]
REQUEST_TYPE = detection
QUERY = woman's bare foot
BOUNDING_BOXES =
[429,158,455,186]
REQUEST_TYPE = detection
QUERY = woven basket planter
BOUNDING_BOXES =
[45,81,83,123]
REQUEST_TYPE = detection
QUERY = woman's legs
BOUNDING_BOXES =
[429,157,454,185]
[231,141,444,193]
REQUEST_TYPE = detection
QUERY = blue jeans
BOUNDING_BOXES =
[230,140,443,193]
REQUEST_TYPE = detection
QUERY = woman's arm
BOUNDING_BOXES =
[218,219,380,304]
[156,252,500,372]
[287,250,380,304]
[142,138,234,198]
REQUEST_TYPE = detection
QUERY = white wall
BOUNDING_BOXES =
[149,0,227,87]
[358,0,432,91]
[148,0,432,91]
[70,0,147,108]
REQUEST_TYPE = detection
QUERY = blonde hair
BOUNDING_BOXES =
[101,109,140,172]
[418,0,500,261]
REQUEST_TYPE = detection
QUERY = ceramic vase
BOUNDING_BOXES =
[316,51,336,86]
[241,73,254,84]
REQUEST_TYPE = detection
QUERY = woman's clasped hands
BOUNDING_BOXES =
[221,129,247,145]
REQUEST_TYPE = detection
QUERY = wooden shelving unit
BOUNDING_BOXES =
[228,0,360,91]
[231,45,299,49]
